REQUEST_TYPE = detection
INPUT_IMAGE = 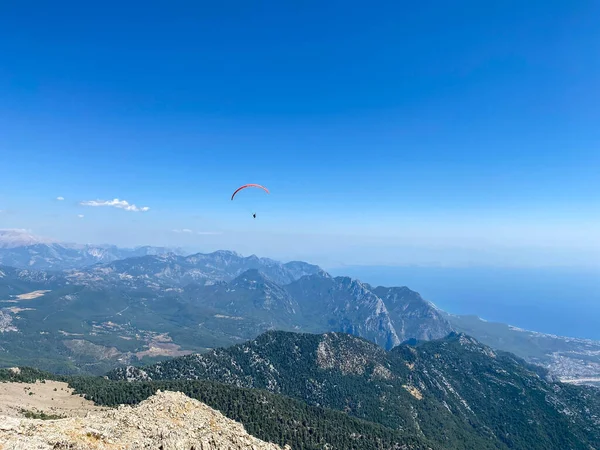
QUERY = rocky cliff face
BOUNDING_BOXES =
[373,286,453,342]
[286,274,401,349]
[0,390,287,450]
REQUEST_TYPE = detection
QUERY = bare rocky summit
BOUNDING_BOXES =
[0,390,288,450]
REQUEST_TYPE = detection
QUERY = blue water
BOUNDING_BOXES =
[328,266,600,341]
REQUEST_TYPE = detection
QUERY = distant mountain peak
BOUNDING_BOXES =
[297,270,331,282]
[211,249,243,258]
[0,242,187,271]
[0,229,55,249]
[335,275,371,291]
[374,285,453,343]
[230,268,272,285]
[155,252,179,261]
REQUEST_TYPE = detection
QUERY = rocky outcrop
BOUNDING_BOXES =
[286,275,401,349]
[0,390,288,450]
[373,286,453,342]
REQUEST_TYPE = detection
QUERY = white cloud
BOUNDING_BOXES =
[172,229,222,235]
[80,198,150,212]
[77,214,84,219]
[172,228,193,234]
[56,196,64,201]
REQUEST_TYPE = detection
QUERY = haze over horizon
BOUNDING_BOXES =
[1,1,599,268]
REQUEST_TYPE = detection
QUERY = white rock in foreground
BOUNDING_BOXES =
[0,390,289,450]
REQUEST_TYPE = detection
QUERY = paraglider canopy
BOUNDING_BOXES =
[231,184,269,200]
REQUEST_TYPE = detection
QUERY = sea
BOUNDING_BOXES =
[328,265,600,341]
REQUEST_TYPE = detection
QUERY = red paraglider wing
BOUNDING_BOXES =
[231,184,270,200]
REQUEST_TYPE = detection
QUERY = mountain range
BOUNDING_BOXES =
[0,238,185,272]
[2,330,599,449]
[0,250,450,374]
[1,235,600,448]
[105,330,600,449]
[0,235,598,387]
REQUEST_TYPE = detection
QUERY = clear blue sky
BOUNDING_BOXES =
[1,1,599,267]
